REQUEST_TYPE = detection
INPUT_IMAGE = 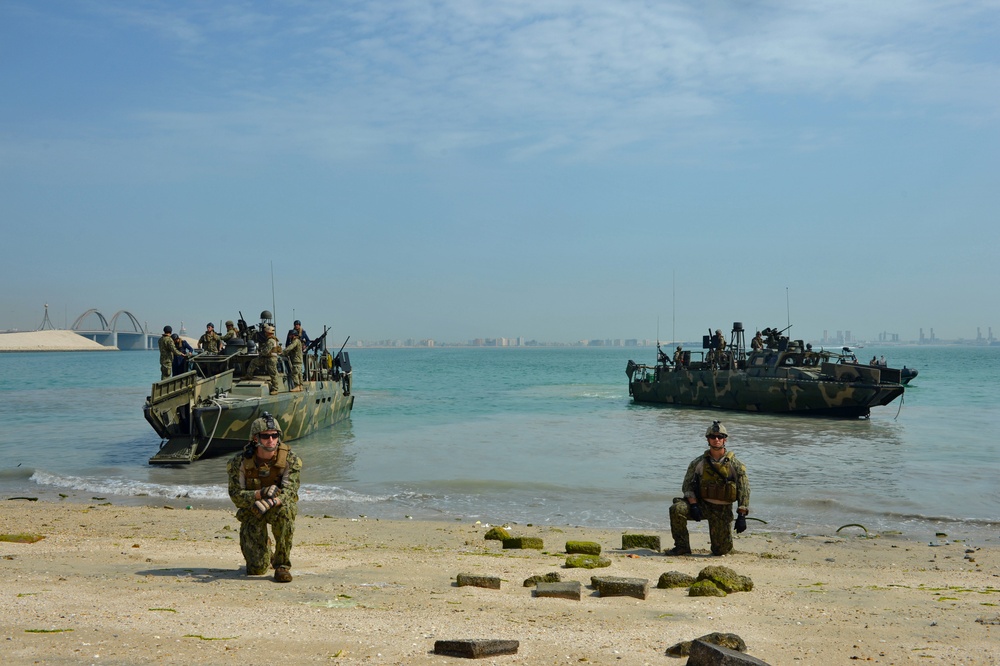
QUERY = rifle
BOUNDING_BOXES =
[305,327,330,354]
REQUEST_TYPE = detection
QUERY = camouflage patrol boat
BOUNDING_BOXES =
[626,323,905,418]
[145,311,354,463]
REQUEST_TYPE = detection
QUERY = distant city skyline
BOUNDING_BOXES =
[7,303,994,349]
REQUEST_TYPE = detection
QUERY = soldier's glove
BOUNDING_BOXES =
[735,514,747,533]
[689,503,703,521]
[262,485,280,499]
[251,499,272,516]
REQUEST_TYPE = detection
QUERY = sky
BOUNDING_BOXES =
[1,0,998,344]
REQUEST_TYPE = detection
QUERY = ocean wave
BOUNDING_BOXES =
[29,470,396,505]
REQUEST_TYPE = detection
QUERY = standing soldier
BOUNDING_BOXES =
[665,421,750,556]
[673,345,685,369]
[282,329,304,391]
[285,319,311,348]
[227,413,301,582]
[198,322,223,354]
[221,320,239,343]
[158,325,185,379]
[247,324,282,394]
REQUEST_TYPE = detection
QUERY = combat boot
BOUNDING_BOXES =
[664,546,692,556]
[274,566,292,583]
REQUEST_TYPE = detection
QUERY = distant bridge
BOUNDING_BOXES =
[70,309,159,350]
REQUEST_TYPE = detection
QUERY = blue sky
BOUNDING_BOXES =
[1,1,997,343]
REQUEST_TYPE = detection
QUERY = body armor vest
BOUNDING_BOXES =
[696,453,738,504]
[242,444,290,491]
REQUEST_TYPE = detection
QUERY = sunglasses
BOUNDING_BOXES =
[707,434,727,440]
[258,432,279,440]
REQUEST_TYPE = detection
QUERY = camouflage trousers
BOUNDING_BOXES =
[236,502,297,574]
[669,499,735,556]
[291,363,303,387]
[160,361,172,380]
[247,356,281,393]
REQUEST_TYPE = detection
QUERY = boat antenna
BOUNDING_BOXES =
[271,260,277,328]
[672,269,676,346]
[785,286,790,334]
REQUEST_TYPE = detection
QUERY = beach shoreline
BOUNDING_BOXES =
[3,498,997,665]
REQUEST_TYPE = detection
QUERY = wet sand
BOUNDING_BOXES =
[2,499,997,665]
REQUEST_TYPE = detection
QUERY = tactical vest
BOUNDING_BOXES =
[696,453,738,504]
[242,444,290,491]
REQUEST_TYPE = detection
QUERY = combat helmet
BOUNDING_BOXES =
[250,412,282,439]
[705,420,728,438]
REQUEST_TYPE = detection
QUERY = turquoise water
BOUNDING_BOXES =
[1,345,997,544]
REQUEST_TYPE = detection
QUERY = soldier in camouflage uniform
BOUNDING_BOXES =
[221,320,239,343]
[666,421,750,556]
[246,324,282,394]
[198,322,223,354]
[157,325,185,379]
[282,329,304,391]
[227,413,302,582]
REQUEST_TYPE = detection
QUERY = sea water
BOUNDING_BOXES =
[1,345,997,544]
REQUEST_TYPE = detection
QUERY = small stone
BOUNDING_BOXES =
[657,571,697,589]
[484,526,511,541]
[523,572,561,587]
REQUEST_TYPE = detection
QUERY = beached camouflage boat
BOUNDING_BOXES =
[626,323,904,418]
[145,311,354,463]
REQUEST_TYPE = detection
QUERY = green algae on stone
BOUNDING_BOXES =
[502,536,543,550]
[688,580,727,597]
[565,554,611,569]
[565,540,601,555]
[484,526,511,541]
[696,565,753,593]
[658,571,697,589]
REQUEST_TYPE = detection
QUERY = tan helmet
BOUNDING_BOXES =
[225,320,235,327]
[250,412,282,439]
[264,324,275,334]
[705,420,728,437]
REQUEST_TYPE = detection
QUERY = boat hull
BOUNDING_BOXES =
[629,367,904,418]
[146,367,354,464]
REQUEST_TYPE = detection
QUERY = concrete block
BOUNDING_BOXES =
[456,573,501,589]
[591,575,649,599]
[535,581,582,600]
[433,639,519,658]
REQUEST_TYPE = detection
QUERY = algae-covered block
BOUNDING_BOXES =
[456,573,501,589]
[565,554,611,569]
[502,536,543,550]
[565,540,601,555]
[621,534,660,551]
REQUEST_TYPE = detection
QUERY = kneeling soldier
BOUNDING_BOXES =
[227,413,302,582]
[666,421,750,556]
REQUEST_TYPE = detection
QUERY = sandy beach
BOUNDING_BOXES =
[2,498,996,665]
[0,330,116,352]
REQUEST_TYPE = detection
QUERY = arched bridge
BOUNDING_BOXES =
[71,309,159,350]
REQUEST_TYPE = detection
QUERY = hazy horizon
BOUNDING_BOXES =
[2,2,996,342]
